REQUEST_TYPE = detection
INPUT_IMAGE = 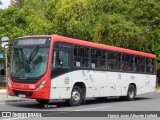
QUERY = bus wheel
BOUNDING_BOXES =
[36,99,49,105]
[67,86,83,106]
[127,85,136,101]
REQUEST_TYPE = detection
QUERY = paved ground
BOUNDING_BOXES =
[1,92,160,111]
[0,89,160,120]
[0,89,33,103]
[0,90,160,120]
[0,88,159,103]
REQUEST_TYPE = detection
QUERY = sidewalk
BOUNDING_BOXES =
[0,89,34,103]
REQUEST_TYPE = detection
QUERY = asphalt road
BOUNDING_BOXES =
[0,92,160,120]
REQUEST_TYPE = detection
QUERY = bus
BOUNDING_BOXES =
[8,35,156,106]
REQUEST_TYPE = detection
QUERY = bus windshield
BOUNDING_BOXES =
[10,47,49,78]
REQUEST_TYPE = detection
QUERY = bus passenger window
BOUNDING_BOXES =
[135,56,145,73]
[74,46,89,68]
[146,58,155,74]
[57,51,69,68]
[91,49,106,69]
[98,60,106,69]
[107,62,115,70]
[107,51,117,70]
[116,53,121,70]
[122,63,130,71]
[82,58,89,67]
[91,59,97,68]
[122,54,134,72]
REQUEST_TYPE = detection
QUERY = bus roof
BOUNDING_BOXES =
[16,34,156,58]
[52,35,156,59]
[16,35,52,39]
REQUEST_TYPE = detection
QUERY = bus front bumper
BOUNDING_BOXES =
[8,87,50,100]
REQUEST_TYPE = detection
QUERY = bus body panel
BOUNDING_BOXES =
[50,70,156,99]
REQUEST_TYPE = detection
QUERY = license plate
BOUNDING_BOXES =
[18,94,26,98]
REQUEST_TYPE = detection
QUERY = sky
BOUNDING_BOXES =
[0,0,11,9]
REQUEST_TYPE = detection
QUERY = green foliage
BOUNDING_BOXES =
[0,7,27,42]
[94,14,143,49]
[52,0,95,40]
[0,0,160,69]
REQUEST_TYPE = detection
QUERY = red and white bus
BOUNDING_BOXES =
[8,35,156,106]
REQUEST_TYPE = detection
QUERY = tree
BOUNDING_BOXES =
[22,0,51,35]
[52,0,96,40]
[0,7,27,43]
[93,14,147,50]
[0,0,160,68]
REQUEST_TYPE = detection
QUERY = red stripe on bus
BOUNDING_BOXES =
[53,35,156,58]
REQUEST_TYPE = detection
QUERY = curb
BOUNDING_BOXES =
[0,97,34,103]
[1,99,29,103]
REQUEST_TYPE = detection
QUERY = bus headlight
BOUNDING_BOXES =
[36,80,47,90]
[8,78,12,88]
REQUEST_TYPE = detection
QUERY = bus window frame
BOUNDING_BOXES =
[73,45,90,69]
[90,48,106,70]
[121,53,135,72]
[52,41,156,75]
[135,56,146,73]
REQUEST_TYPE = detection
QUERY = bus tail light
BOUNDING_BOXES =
[36,80,47,90]
[8,78,12,88]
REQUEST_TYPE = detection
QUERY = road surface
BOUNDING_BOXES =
[0,92,160,120]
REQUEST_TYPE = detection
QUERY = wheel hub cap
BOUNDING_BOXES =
[129,89,134,98]
[72,91,80,102]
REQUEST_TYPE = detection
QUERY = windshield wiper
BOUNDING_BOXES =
[28,45,39,63]
[24,46,39,73]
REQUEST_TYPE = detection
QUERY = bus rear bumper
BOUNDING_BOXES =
[8,87,50,100]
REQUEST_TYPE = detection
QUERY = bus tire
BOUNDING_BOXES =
[67,86,83,106]
[36,99,49,105]
[127,85,136,101]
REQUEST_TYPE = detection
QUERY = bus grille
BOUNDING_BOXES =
[12,90,33,97]
[12,79,39,84]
